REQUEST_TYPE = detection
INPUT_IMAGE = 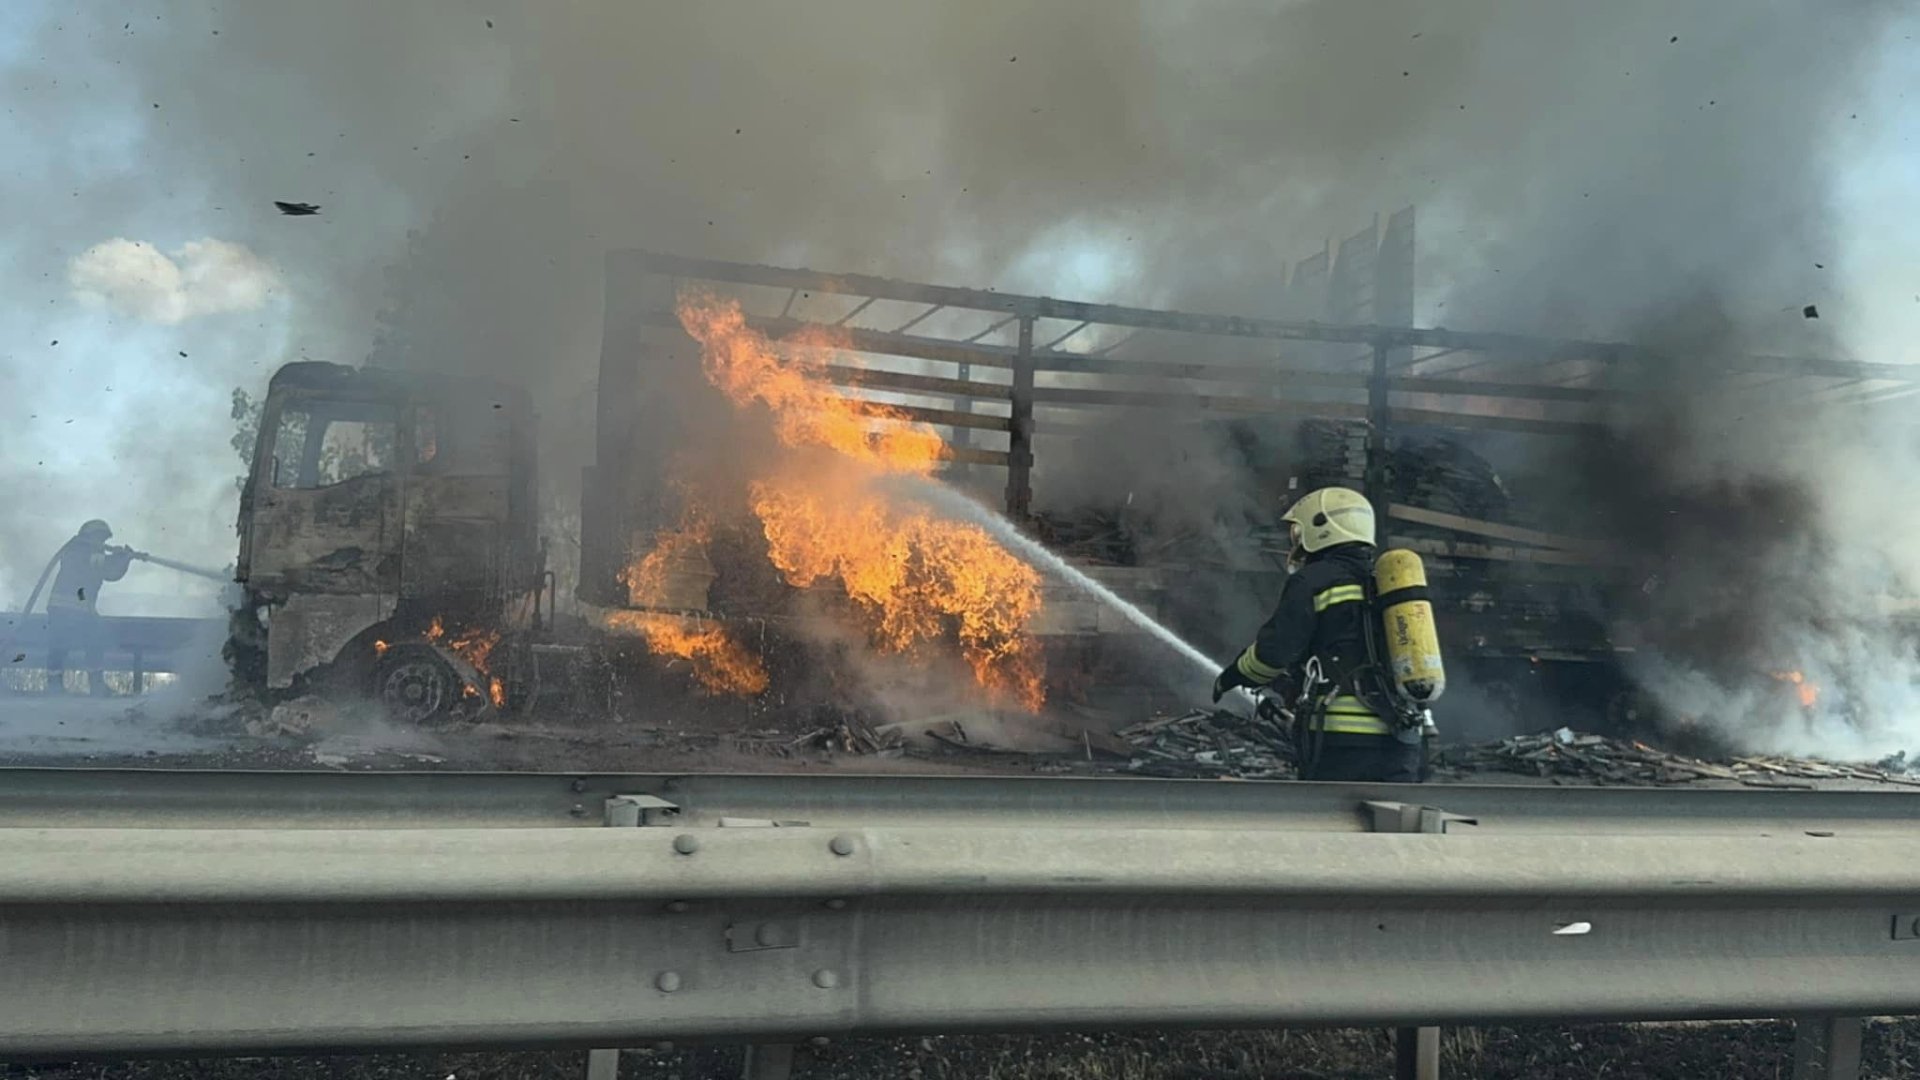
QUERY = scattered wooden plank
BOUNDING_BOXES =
[1738,777,1819,791]
[1387,503,1614,557]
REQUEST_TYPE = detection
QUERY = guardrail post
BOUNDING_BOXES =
[1366,800,1462,1080]
[587,795,677,1080]
[584,796,628,1080]
[742,1042,796,1080]
[1792,1015,1862,1080]
[585,1047,621,1080]
[603,795,798,1080]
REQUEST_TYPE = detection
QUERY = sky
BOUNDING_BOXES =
[0,0,1916,622]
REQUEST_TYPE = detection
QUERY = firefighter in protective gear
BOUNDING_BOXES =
[1211,488,1426,782]
[45,520,132,695]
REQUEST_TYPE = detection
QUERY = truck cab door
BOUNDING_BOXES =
[242,395,405,597]
[398,394,518,608]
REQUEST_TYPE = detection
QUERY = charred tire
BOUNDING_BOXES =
[373,644,457,724]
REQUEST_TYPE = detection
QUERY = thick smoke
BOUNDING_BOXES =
[5,2,1916,749]
[0,4,513,608]
[1552,299,1920,757]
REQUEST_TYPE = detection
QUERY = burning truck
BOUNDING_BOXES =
[227,361,545,719]
[227,291,1079,727]
[225,243,1918,739]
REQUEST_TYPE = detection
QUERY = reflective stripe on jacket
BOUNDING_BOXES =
[1317,693,1393,736]
[1232,544,1377,690]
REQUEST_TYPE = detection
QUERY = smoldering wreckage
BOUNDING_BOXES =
[7,237,1918,780]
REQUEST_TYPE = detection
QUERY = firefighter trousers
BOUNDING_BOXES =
[1300,731,1426,783]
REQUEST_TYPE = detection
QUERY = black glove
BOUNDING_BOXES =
[1254,696,1292,726]
[1212,662,1257,703]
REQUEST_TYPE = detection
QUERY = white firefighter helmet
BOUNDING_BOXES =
[1280,487,1376,565]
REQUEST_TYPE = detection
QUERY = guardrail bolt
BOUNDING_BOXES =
[672,833,700,855]
[665,900,690,914]
[824,898,847,910]
[571,778,588,793]
[829,834,856,856]
[808,1036,831,1049]
[655,970,683,993]
[755,923,781,946]
[812,968,841,989]
[569,804,586,818]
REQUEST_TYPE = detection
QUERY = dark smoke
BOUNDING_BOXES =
[4,2,1913,749]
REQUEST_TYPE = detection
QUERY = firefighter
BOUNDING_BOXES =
[1211,487,1426,782]
[44,520,133,695]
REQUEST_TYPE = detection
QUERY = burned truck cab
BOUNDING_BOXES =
[234,362,541,717]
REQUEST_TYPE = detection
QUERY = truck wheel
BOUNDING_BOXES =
[374,645,457,724]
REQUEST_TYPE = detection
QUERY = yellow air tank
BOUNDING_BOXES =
[1374,548,1446,703]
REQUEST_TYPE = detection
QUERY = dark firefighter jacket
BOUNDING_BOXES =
[1232,542,1391,736]
[47,539,132,614]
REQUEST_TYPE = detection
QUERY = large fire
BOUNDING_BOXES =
[753,472,1045,709]
[681,296,947,474]
[671,293,1047,710]
[616,513,771,695]
[603,609,771,696]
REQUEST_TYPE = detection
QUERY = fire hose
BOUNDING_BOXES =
[18,546,229,615]
[117,549,231,585]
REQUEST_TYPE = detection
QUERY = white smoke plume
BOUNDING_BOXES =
[70,239,280,325]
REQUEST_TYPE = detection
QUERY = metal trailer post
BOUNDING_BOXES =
[949,356,973,484]
[1004,316,1036,520]
[1792,1015,1863,1080]
[578,257,648,607]
[1364,341,1392,517]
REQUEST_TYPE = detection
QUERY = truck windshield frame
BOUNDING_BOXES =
[260,393,403,491]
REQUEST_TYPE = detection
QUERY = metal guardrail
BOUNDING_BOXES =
[0,613,226,680]
[6,823,1920,1057]
[1,767,1915,1079]
[1,767,1917,833]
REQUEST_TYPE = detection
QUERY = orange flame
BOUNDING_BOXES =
[422,616,504,707]
[678,294,947,474]
[603,609,771,696]
[674,292,1044,711]
[618,512,770,696]
[620,505,716,610]
[1771,669,1819,709]
[754,476,1045,709]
